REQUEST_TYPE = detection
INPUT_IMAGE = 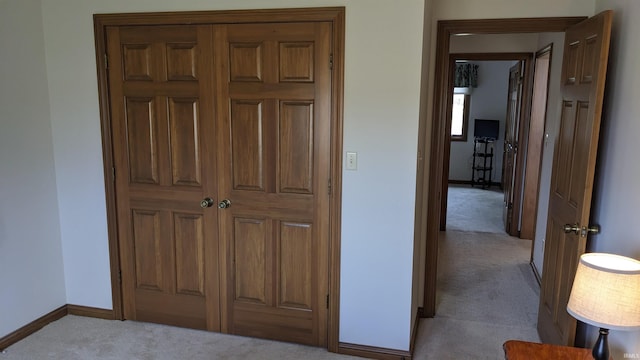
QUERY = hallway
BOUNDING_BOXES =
[413,185,540,359]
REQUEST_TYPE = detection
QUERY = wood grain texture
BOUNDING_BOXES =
[231,100,264,191]
[229,43,263,82]
[168,97,201,186]
[66,305,115,320]
[107,24,215,331]
[503,340,591,360]
[279,101,314,194]
[520,47,552,242]
[537,11,612,346]
[216,21,332,347]
[94,7,345,351]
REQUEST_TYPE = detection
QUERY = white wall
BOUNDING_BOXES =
[588,0,640,356]
[447,34,542,186]
[0,0,66,338]
[449,61,514,183]
[40,0,424,351]
[434,0,594,19]
[531,32,566,277]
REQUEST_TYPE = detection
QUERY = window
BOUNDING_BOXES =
[451,93,470,142]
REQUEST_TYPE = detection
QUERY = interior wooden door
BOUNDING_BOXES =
[502,62,523,236]
[537,10,612,345]
[106,25,220,330]
[520,48,552,241]
[214,22,332,346]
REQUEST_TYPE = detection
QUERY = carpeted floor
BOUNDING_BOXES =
[414,231,541,359]
[0,317,360,360]
[446,185,505,233]
[1,186,540,360]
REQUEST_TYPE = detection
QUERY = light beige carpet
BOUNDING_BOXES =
[413,231,541,359]
[1,220,540,359]
[446,185,506,233]
[0,316,361,360]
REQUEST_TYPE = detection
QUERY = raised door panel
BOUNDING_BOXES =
[279,101,314,194]
[234,218,269,305]
[279,42,314,82]
[563,40,581,85]
[553,101,576,198]
[580,35,597,84]
[229,43,263,82]
[173,212,205,296]
[166,43,198,81]
[126,97,159,185]
[123,44,153,81]
[231,100,265,191]
[168,97,201,186]
[568,102,590,207]
[132,209,163,291]
[279,221,312,310]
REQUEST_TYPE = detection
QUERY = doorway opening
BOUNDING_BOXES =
[443,53,532,239]
[417,17,587,319]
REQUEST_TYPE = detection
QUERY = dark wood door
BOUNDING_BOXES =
[537,10,612,345]
[107,22,333,345]
[106,25,220,330]
[503,62,523,235]
[213,22,332,346]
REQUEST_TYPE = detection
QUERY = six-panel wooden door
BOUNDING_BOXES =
[214,22,331,346]
[106,20,332,346]
[107,25,220,330]
[537,10,612,345]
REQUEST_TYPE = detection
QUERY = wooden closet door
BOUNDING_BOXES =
[106,25,220,331]
[214,22,332,346]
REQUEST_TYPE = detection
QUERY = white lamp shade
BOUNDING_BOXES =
[567,253,640,331]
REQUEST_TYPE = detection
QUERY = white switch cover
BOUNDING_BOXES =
[346,152,357,170]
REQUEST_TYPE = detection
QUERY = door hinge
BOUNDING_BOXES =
[326,294,330,309]
[118,269,122,283]
[104,54,109,69]
[327,178,332,195]
[112,167,116,182]
[329,53,334,70]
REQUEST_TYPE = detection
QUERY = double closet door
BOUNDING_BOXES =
[106,21,332,346]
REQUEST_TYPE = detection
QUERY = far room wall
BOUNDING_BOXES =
[448,60,515,185]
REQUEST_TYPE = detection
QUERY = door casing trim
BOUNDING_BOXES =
[418,16,587,317]
[93,7,345,352]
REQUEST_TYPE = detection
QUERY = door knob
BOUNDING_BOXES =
[200,197,214,208]
[218,199,231,209]
[581,225,600,237]
[563,223,580,235]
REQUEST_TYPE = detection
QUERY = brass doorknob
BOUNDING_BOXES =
[200,197,214,208]
[581,225,600,237]
[563,223,580,235]
[218,199,231,209]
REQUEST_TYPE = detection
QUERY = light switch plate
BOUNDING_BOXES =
[346,152,357,170]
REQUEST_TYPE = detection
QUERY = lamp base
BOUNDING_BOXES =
[592,328,609,360]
